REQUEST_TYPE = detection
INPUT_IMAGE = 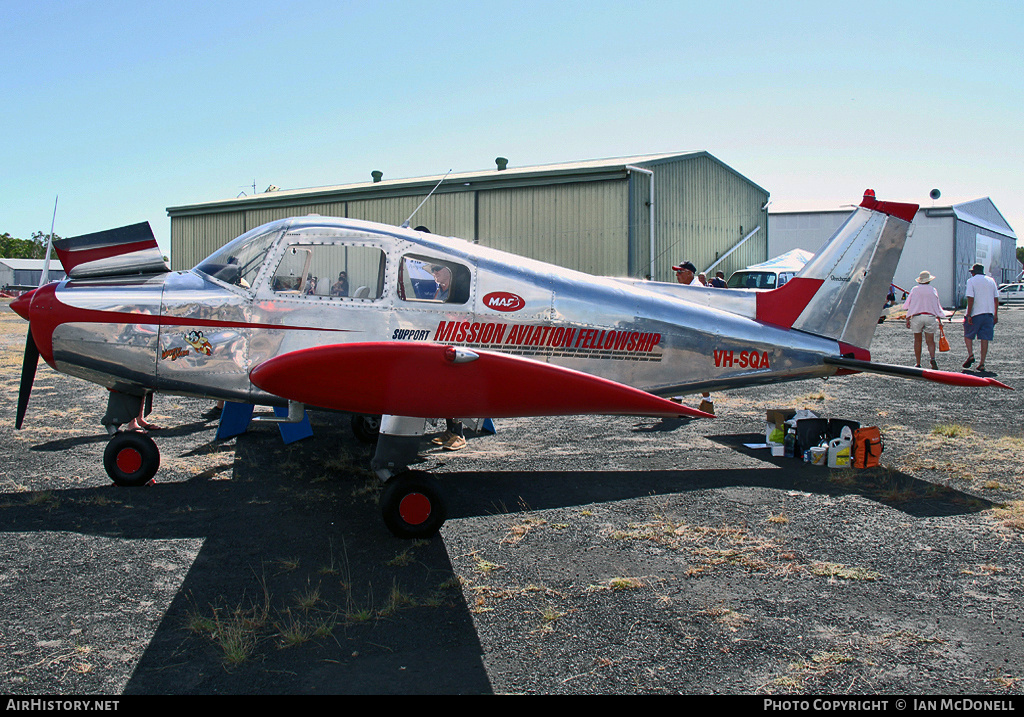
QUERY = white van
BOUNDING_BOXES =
[726,268,799,290]
[725,248,813,290]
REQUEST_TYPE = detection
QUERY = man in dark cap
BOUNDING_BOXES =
[673,261,699,285]
[671,260,713,412]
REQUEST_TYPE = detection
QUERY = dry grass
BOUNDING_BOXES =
[992,501,1024,534]
[896,426,1024,490]
[609,518,786,575]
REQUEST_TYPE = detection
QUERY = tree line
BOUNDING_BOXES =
[0,232,62,259]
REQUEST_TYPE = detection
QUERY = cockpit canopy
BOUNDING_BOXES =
[193,220,471,305]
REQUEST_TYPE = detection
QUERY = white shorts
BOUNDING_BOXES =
[910,314,938,334]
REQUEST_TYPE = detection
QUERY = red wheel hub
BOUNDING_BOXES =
[398,492,431,526]
[116,448,143,474]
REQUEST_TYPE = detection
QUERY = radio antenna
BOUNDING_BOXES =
[401,169,451,228]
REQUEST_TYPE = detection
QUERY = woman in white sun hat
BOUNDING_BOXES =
[903,270,945,369]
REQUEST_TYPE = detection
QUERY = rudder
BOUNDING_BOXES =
[756,190,918,349]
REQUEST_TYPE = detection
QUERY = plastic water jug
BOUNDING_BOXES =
[827,426,853,468]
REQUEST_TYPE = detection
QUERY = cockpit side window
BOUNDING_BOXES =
[195,227,281,290]
[271,243,386,300]
[398,255,470,305]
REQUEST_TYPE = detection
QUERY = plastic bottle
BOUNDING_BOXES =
[827,426,853,468]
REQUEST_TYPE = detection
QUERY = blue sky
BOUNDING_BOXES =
[2,0,1022,260]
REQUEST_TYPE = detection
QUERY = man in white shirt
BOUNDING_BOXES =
[963,263,999,373]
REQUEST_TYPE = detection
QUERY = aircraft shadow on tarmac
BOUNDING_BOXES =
[27,419,225,453]
[0,420,993,694]
[440,433,994,523]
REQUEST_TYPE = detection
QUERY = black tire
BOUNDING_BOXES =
[103,432,160,487]
[351,414,381,443]
[380,471,447,539]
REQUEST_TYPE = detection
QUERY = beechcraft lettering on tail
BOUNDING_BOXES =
[10,189,1011,538]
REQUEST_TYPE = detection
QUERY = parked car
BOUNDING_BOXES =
[998,283,1024,305]
[726,248,813,290]
[726,269,796,289]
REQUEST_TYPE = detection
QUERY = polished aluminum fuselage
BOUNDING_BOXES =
[47,217,847,411]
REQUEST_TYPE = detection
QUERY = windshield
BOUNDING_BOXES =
[194,226,281,289]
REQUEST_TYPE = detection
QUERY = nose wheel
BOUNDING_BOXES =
[103,431,160,487]
[350,413,381,443]
[380,470,447,539]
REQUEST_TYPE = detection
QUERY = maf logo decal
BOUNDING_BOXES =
[483,292,526,312]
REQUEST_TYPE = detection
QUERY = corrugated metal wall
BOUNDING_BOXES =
[347,192,475,239]
[476,181,629,275]
[646,155,768,283]
[170,203,349,270]
[169,155,767,280]
[171,196,477,270]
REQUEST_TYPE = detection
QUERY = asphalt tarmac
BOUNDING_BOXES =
[0,300,1022,695]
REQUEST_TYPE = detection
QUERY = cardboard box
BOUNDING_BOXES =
[765,409,795,446]
[766,409,797,427]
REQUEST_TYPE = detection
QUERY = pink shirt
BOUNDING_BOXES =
[903,284,944,317]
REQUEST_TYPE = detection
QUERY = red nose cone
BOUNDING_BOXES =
[10,290,34,321]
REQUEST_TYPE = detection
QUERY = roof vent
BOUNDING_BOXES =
[495,157,508,171]
[371,170,383,183]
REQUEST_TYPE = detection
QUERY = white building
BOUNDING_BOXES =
[769,198,1018,308]
[0,259,66,291]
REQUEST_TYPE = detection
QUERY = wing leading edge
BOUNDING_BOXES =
[249,342,714,419]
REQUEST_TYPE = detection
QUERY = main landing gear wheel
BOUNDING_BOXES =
[380,470,447,539]
[103,431,160,487]
[351,414,381,443]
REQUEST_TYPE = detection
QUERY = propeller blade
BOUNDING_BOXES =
[16,328,40,429]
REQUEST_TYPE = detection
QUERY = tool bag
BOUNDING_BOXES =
[852,426,883,468]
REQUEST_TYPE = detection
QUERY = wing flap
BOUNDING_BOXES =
[249,342,713,419]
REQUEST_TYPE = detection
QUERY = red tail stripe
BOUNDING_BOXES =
[859,194,919,223]
[755,277,823,328]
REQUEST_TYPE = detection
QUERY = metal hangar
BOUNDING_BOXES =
[166,152,769,283]
[769,197,1018,308]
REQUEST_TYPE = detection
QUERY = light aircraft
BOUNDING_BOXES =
[10,190,1011,537]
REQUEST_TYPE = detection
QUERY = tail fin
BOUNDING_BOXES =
[757,190,918,349]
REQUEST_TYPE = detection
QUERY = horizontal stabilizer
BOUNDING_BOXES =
[824,356,1013,390]
[54,223,169,278]
[250,342,714,419]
